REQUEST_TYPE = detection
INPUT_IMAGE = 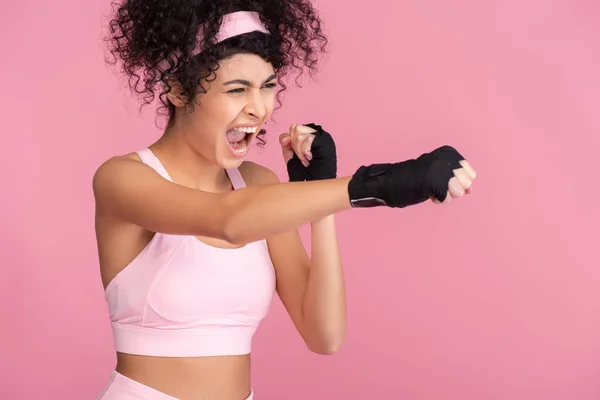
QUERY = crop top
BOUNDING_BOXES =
[104,148,276,357]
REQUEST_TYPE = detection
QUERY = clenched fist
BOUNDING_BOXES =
[279,123,337,182]
[348,145,477,208]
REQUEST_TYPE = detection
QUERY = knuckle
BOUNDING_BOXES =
[458,174,472,188]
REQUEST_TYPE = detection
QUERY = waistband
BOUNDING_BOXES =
[98,370,178,399]
[98,370,254,399]
[111,323,256,357]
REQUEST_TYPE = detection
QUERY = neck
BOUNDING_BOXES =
[150,128,232,193]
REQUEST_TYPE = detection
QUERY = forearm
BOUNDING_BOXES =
[301,214,346,354]
[223,177,352,244]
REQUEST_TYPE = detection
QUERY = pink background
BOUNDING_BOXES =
[2,0,599,399]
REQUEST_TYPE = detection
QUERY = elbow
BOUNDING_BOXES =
[219,193,244,245]
[306,335,345,355]
[221,212,246,246]
[221,221,239,245]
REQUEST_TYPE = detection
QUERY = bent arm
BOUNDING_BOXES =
[244,163,345,354]
[93,157,352,244]
[300,215,346,353]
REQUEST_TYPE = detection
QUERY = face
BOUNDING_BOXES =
[170,53,277,169]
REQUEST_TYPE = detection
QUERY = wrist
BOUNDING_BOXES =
[311,213,336,226]
[347,165,390,208]
[337,176,353,210]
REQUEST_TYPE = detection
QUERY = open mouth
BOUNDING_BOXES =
[226,126,258,156]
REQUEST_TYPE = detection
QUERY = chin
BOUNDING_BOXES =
[220,157,245,170]
[218,145,248,170]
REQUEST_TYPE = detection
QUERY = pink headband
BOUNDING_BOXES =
[193,11,270,55]
[158,11,269,71]
[216,12,269,47]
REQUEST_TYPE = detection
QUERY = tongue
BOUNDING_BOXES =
[226,129,246,143]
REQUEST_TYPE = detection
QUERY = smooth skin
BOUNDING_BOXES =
[94,53,476,400]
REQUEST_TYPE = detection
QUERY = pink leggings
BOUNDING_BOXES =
[98,370,254,400]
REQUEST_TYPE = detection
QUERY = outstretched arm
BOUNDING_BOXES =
[92,156,353,245]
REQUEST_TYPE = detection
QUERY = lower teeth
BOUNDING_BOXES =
[231,139,247,153]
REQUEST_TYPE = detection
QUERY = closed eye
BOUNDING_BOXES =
[227,82,277,94]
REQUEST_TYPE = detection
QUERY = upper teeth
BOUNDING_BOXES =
[234,126,258,134]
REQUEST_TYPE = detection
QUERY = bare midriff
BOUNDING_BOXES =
[116,352,252,400]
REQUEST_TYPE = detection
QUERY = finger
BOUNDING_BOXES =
[301,135,315,161]
[295,124,317,135]
[448,176,465,198]
[279,133,294,163]
[292,141,309,167]
[459,160,477,179]
[431,191,452,204]
[290,125,310,167]
[288,124,298,144]
[444,190,452,203]
[292,124,317,163]
[453,168,472,191]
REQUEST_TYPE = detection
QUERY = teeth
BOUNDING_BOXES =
[232,139,248,154]
[234,126,257,134]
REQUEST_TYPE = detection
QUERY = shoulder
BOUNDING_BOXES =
[238,161,282,187]
[93,152,142,178]
[92,152,147,194]
[97,151,142,170]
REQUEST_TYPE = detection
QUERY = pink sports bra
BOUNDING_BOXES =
[104,148,276,357]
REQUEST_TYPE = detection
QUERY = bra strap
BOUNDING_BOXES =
[136,148,173,182]
[138,147,246,190]
[225,168,247,190]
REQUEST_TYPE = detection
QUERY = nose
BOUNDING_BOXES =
[244,89,267,120]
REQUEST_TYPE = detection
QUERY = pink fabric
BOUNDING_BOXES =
[158,11,269,70]
[97,370,254,399]
[104,148,276,357]
[211,11,269,50]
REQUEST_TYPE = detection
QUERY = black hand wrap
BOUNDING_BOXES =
[348,145,465,208]
[287,123,337,182]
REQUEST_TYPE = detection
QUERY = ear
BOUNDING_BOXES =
[165,79,186,107]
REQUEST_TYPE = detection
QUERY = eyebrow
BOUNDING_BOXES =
[223,74,277,86]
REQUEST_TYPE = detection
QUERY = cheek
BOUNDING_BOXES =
[264,93,276,117]
[209,97,245,122]
[188,113,223,153]
[195,100,235,136]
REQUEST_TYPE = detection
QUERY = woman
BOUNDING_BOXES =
[95,0,476,399]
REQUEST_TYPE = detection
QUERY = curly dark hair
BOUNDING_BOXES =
[104,0,328,144]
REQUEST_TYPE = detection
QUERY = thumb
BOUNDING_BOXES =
[279,133,294,163]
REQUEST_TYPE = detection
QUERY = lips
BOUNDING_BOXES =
[226,126,259,157]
